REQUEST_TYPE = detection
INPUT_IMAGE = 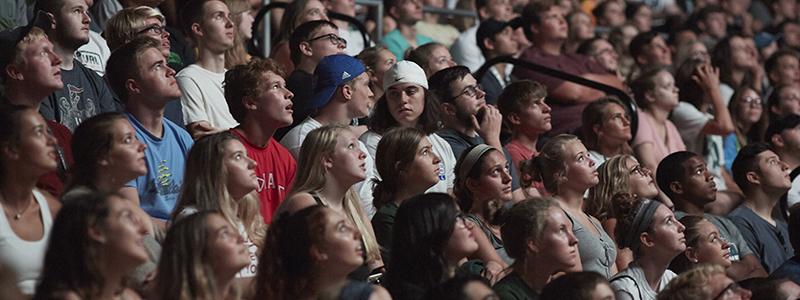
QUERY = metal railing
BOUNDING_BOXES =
[474,55,639,137]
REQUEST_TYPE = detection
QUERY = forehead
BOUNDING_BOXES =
[653,203,672,220]
[593,39,613,49]
[224,139,246,153]
[480,150,506,167]
[21,37,53,56]
[451,73,477,89]
[388,82,422,90]
[311,25,337,37]
[203,0,230,16]
[431,45,450,56]
[680,155,705,171]
[260,70,283,82]
[755,149,780,162]
[696,219,717,234]
[144,17,163,26]
[60,0,87,10]
[138,47,165,65]
[305,0,326,10]
[564,139,587,155]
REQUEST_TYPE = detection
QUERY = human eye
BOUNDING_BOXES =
[406,87,418,95]
[348,143,356,150]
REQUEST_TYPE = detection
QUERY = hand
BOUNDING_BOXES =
[691,64,720,93]
[483,260,506,285]
[472,105,502,145]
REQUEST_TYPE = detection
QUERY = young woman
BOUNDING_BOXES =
[270,0,329,73]
[495,198,581,299]
[527,134,618,278]
[225,0,255,68]
[424,274,498,300]
[565,10,595,54]
[454,144,514,268]
[581,97,633,166]
[384,193,479,300]
[361,60,455,193]
[610,193,686,300]
[669,215,732,274]
[172,132,265,280]
[630,68,686,172]
[724,86,767,171]
[371,127,441,260]
[256,205,391,300]
[279,125,383,273]
[0,105,61,295]
[587,154,660,271]
[405,43,457,78]
[154,211,251,300]
[356,46,397,100]
[540,271,616,300]
[34,191,148,300]
[65,113,158,291]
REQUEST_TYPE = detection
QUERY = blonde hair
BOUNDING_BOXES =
[587,154,635,221]
[104,6,166,51]
[224,0,252,68]
[11,27,48,67]
[525,134,581,195]
[174,132,266,247]
[657,264,726,300]
[290,125,381,262]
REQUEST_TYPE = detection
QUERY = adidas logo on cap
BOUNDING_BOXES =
[342,71,351,80]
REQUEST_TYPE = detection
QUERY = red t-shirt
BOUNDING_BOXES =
[37,121,73,196]
[231,130,296,223]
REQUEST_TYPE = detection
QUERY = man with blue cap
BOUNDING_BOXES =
[280,53,377,216]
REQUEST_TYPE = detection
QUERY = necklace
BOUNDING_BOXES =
[0,190,33,220]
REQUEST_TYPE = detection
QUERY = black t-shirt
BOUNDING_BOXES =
[39,60,122,131]
[276,69,315,140]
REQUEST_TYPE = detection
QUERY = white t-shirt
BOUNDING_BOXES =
[340,27,371,57]
[176,64,239,129]
[788,175,800,207]
[610,262,677,300]
[450,25,484,73]
[75,31,111,76]
[281,117,378,217]
[670,102,727,190]
[360,130,456,193]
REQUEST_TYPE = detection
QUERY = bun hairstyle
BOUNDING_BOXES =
[525,134,580,195]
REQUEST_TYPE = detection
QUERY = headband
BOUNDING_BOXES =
[620,199,661,253]
[457,144,494,180]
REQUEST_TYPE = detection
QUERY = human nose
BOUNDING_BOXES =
[247,156,257,169]
[567,229,578,245]
[358,149,366,160]
[82,10,90,24]
[166,65,176,77]
[286,88,294,99]
[676,220,685,232]
[50,51,62,66]
[501,167,512,183]
[432,152,441,165]
[137,139,147,151]
[162,28,170,39]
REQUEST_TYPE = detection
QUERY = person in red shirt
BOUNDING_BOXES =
[225,58,297,223]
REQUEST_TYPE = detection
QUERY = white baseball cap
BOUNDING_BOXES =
[382,60,429,91]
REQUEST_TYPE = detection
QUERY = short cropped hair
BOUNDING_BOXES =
[731,142,773,193]
[179,0,215,41]
[497,80,547,126]
[224,58,287,122]
[3,27,49,82]
[427,65,472,104]
[105,38,162,103]
[104,6,166,51]
[289,20,338,65]
[520,0,558,40]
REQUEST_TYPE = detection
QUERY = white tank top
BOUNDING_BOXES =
[0,189,53,295]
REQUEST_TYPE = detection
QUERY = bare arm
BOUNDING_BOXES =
[727,254,769,281]
[466,220,508,283]
[187,121,225,140]
[634,142,659,172]
[696,65,735,135]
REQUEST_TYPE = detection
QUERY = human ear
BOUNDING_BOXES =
[684,247,700,263]
[5,64,23,81]
[508,112,522,126]
[88,225,107,244]
[669,181,683,196]
[242,95,258,111]
[746,170,761,186]
[126,78,141,95]
[640,232,656,248]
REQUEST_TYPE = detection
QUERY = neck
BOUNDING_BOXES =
[518,259,558,292]
[445,256,461,278]
[320,178,350,212]
[196,46,227,73]
[534,39,563,56]
[53,42,75,70]
[675,199,704,215]
[731,69,747,86]
[512,131,539,152]
[556,189,585,211]
[778,151,800,170]
[97,261,129,300]
[494,63,507,76]
[213,272,237,300]
[648,107,670,123]
[636,255,671,292]
[445,119,476,138]
[744,189,780,221]
[314,104,350,126]
[237,119,277,147]
[398,23,418,40]
[392,184,427,206]
[297,59,317,74]
[311,268,349,300]
[127,100,165,138]
[94,169,133,193]
[0,175,36,209]
[597,140,625,157]
[5,85,52,108]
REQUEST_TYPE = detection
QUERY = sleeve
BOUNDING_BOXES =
[670,102,712,141]
[39,96,57,122]
[443,143,456,189]
[632,111,654,148]
[723,134,738,172]
[609,277,637,300]
[93,73,122,113]
[176,73,209,125]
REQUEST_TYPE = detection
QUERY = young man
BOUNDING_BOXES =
[225,58,297,223]
[0,16,73,196]
[450,0,514,71]
[767,114,800,207]
[176,0,238,138]
[628,31,672,70]
[730,143,795,273]
[576,37,623,81]
[105,37,194,225]
[656,151,768,281]
[104,6,187,126]
[278,20,346,139]
[428,65,524,199]
[381,0,433,60]
[765,50,800,88]
[36,0,121,131]
[280,54,377,216]
[513,0,623,135]
[496,80,550,172]
[476,18,520,105]
[693,5,727,49]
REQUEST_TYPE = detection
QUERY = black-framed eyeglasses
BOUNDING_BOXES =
[449,84,484,102]
[713,282,745,300]
[137,24,165,36]
[629,164,651,177]
[305,33,347,47]
[742,96,763,107]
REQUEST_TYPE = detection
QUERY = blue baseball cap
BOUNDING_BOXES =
[308,54,366,111]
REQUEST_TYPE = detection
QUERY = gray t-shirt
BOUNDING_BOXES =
[436,128,521,190]
[565,210,617,278]
[728,205,794,273]
[39,61,121,131]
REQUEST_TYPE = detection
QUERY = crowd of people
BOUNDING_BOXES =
[4,0,800,298]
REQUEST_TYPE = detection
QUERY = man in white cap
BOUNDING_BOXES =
[280,53,377,216]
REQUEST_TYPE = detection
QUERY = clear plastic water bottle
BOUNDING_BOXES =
[728,241,740,262]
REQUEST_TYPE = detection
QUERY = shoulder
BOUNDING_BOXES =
[368,285,392,300]
[278,192,318,215]
[37,189,62,217]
